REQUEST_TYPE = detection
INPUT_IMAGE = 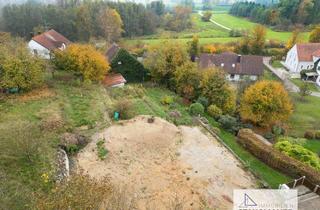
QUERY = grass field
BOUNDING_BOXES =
[0,71,110,208]
[290,79,320,92]
[289,94,320,137]
[124,12,310,47]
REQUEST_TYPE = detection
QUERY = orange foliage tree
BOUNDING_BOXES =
[240,80,293,126]
[53,44,110,82]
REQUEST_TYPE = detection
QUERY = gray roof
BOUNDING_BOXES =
[105,43,120,62]
[199,52,264,76]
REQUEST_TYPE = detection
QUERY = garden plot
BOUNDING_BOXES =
[76,116,256,209]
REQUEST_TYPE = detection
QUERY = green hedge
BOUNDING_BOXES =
[111,49,149,83]
[237,129,320,185]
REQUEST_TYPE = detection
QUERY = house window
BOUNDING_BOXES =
[230,74,235,79]
[33,49,38,55]
[221,63,224,67]
[232,64,235,68]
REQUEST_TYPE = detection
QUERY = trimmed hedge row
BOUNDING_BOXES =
[237,129,320,185]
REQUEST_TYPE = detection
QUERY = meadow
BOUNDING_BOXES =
[123,11,310,47]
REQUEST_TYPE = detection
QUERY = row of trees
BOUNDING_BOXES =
[230,1,320,29]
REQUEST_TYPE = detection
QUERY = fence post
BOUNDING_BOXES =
[293,179,297,188]
[314,185,319,193]
[302,176,306,185]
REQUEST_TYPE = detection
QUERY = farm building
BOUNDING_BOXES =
[103,73,127,88]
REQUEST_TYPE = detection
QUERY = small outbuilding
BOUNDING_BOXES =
[103,73,127,88]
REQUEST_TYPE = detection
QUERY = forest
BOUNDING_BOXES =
[0,1,162,41]
[230,0,320,30]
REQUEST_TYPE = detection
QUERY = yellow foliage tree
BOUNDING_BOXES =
[240,80,293,126]
[99,8,123,43]
[286,29,302,50]
[199,68,236,114]
[174,61,200,100]
[144,41,188,88]
[249,24,267,55]
[53,44,110,82]
[309,25,320,43]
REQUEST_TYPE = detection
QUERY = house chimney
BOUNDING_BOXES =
[237,55,241,63]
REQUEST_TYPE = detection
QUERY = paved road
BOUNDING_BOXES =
[198,11,232,31]
[263,57,320,97]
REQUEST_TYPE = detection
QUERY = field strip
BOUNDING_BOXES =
[198,10,231,31]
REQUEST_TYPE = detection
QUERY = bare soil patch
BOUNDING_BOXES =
[77,116,256,209]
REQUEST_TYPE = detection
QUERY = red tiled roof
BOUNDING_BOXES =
[103,73,126,87]
[32,29,71,51]
[199,53,264,76]
[296,43,320,62]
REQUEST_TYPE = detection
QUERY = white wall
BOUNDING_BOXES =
[28,40,51,59]
[285,45,299,73]
[226,74,258,81]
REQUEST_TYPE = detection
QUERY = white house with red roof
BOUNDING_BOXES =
[284,43,320,73]
[28,29,71,59]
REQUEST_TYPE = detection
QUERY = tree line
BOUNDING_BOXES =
[230,1,320,30]
[0,1,161,41]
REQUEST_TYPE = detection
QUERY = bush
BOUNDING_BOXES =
[96,140,108,160]
[272,125,285,136]
[207,104,222,119]
[263,132,275,141]
[315,131,320,140]
[113,99,134,120]
[304,130,315,139]
[196,96,209,108]
[189,103,204,116]
[161,95,174,105]
[274,141,320,171]
[218,115,240,134]
[277,136,306,145]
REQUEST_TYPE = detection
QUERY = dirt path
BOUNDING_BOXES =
[77,116,256,209]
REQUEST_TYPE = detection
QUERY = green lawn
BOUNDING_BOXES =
[210,14,310,42]
[291,79,320,92]
[261,68,280,81]
[304,140,320,154]
[271,60,284,68]
[289,94,320,137]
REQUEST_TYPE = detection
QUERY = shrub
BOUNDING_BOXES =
[161,95,174,105]
[277,136,306,145]
[196,96,209,109]
[272,125,285,136]
[96,140,108,160]
[263,132,275,141]
[207,104,222,119]
[315,131,320,140]
[218,115,240,134]
[189,103,204,116]
[201,11,212,22]
[304,130,315,139]
[274,141,320,171]
[113,99,134,120]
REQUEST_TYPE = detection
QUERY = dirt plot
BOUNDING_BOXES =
[77,116,256,209]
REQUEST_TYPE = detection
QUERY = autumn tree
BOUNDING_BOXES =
[163,6,192,32]
[52,44,110,82]
[286,29,302,50]
[309,25,320,43]
[199,68,236,114]
[174,61,200,100]
[144,41,188,89]
[76,5,92,42]
[240,80,293,126]
[99,8,123,43]
[249,25,267,55]
[187,35,199,61]
[299,81,311,101]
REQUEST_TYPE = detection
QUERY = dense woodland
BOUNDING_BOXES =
[0,0,195,41]
[0,1,161,41]
[230,0,320,29]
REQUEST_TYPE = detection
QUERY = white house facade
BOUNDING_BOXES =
[28,40,51,59]
[284,43,320,73]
